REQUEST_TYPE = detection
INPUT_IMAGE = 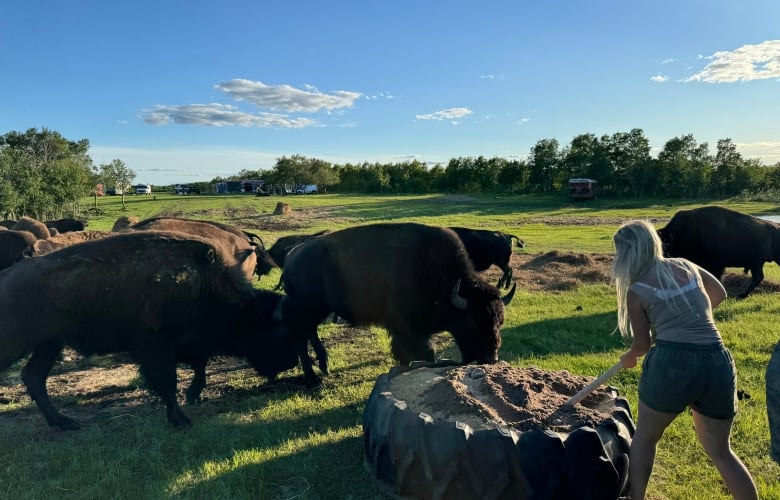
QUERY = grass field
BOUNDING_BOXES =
[2,192,779,499]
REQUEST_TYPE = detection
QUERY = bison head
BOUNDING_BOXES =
[447,280,515,364]
[238,292,299,379]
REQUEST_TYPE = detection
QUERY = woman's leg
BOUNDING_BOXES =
[630,401,678,499]
[692,410,757,500]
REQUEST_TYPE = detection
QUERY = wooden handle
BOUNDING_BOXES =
[563,360,624,407]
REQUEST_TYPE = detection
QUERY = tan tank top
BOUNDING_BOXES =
[629,262,722,345]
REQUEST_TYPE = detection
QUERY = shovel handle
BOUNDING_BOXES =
[563,360,624,407]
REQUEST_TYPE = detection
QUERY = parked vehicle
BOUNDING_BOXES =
[135,184,152,195]
[568,178,597,201]
[295,184,318,195]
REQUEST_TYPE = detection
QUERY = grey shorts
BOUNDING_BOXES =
[639,339,737,419]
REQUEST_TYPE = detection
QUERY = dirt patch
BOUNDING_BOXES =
[479,251,614,293]
[387,362,618,432]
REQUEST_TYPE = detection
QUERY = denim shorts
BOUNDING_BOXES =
[639,339,737,419]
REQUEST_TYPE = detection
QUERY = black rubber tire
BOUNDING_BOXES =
[363,363,635,499]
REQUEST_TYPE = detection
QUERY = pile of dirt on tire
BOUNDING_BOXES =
[386,362,619,432]
[363,362,635,499]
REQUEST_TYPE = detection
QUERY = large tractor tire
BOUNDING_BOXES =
[363,364,635,499]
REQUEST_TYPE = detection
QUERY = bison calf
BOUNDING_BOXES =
[0,231,298,430]
[449,227,525,289]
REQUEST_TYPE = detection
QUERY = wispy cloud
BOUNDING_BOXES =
[660,58,677,64]
[415,107,473,123]
[650,74,669,83]
[141,103,317,128]
[143,79,361,128]
[214,79,361,112]
[736,140,780,163]
[684,40,780,83]
[516,118,530,125]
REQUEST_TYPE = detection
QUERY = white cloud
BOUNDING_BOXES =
[660,58,677,64]
[214,79,362,112]
[736,140,780,164]
[685,40,780,83]
[516,118,530,125]
[415,107,473,121]
[650,74,669,83]
[141,103,317,128]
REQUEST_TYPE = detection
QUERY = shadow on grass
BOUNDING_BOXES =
[501,311,623,358]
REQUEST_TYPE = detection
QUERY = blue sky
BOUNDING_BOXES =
[2,1,779,186]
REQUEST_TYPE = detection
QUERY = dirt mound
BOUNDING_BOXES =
[486,251,613,293]
[387,362,618,432]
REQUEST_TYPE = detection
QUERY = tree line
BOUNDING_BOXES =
[2,127,779,219]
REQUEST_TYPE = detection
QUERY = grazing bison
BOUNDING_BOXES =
[45,218,86,233]
[658,206,780,299]
[129,217,276,282]
[12,216,51,240]
[0,230,38,271]
[449,227,525,289]
[0,231,298,430]
[280,222,516,385]
[24,230,114,257]
[257,230,332,288]
[111,215,140,232]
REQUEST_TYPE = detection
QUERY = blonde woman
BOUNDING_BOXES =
[612,220,757,499]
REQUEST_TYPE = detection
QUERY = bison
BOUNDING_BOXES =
[12,216,51,240]
[129,217,277,283]
[24,230,114,257]
[449,227,525,289]
[45,218,86,233]
[0,230,38,271]
[280,222,516,385]
[657,206,780,299]
[0,231,298,430]
[257,230,332,289]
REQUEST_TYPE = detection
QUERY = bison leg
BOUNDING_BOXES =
[739,265,765,299]
[309,333,329,375]
[390,332,435,367]
[185,357,208,405]
[497,266,513,289]
[136,349,191,429]
[21,340,79,430]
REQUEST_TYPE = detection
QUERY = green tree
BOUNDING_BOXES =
[528,139,560,193]
[98,159,136,208]
[0,127,93,219]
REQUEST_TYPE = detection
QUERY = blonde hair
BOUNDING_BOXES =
[611,219,694,337]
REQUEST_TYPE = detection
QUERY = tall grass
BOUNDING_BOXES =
[1,193,778,499]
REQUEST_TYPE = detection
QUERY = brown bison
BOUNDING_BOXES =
[12,216,51,240]
[280,222,516,385]
[449,227,525,289]
[129,217,276,282]
[657,206,780,299]
[0,230,38,271]
[25,230,113,257]
[0,231,298,430]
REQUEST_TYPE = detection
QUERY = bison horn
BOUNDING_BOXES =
[450,279,468,310]
[501,282,517,305]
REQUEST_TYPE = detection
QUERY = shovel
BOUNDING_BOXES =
[562,360,624,407]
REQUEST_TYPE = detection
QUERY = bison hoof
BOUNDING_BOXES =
[304,374,323,389]
[317,359,330,375]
